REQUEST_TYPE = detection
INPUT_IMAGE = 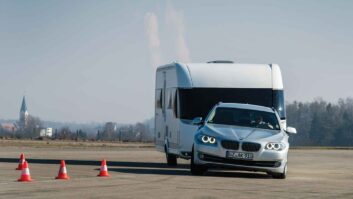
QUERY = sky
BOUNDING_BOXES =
[0,0,353,123]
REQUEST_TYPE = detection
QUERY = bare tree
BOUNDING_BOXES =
[57,127,74,140]
[287,98,353,146]
[15,115,42,139]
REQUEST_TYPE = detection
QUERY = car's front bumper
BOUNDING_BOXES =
[194,142,288,173]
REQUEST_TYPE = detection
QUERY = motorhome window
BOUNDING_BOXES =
[273,90,286,119]
[155,89,162,109]
[178,88,273,120]
[168,90,173,109]
[162,89,166,111]
[173,90,178,118]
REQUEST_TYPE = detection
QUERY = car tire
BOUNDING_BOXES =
[190,145,208,175]
[271,164,287,179]
[165,146,177,166]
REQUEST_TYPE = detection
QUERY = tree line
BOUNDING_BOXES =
[0,117,154,142]
[96,122,153,142]
[1,98,353,146]
[287,98,353,146]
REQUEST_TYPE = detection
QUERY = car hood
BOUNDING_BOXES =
[202,124,284,142]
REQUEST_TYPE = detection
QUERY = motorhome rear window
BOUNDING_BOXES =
[178,88,273,120]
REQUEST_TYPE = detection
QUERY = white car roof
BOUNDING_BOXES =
[217,103,275,113]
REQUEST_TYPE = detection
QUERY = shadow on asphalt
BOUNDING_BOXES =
[109,167,270,178]
[0,158,188,169]
[0,158,270,179]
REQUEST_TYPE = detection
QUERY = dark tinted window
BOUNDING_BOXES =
[155,89,162,109]
[207,107,280,130]
[173,90,178,118]
[273,90,286,119]
[178,88,273,120]
[167,90,173,109]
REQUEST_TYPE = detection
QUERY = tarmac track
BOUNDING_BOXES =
[0,145,352,199]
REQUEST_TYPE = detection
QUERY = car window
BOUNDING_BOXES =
[207,107,280,130]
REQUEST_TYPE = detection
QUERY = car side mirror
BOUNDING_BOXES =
[192,117,203,125]
[286,127,297,135]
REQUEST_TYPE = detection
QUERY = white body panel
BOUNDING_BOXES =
[155,62,285,158]
[187,63,272,88]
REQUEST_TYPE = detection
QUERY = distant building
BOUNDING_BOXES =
[19,96,29,129]
[0,123,17,133]
[39,128,53,137]
[46,128,53,137]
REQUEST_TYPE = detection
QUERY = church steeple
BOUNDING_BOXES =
[20,96,27,113]
[19,96,29,129]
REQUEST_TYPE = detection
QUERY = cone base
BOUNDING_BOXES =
[18,178,33,182]
[97,173,110,177]
[55,176,70,180]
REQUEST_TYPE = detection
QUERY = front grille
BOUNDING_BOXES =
[201,154,280,168]
[242,142,261,152]
[221,140,239,150]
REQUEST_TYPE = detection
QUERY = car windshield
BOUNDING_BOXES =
[206,107,280,130]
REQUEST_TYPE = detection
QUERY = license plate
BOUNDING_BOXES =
[226,151,253,160]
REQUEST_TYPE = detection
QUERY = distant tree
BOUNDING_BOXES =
[100,122,117,141]
[15,115,42,139]
[334,99,353,146]
[287,98,353,146]
[0,127,4,137]
[76,129,87,140]
[96,130,100,140]
[57,127,73,140]
[135,122,145,142]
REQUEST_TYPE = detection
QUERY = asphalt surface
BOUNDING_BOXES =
[0,145,352,198]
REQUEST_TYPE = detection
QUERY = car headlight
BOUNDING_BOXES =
[199,135,217,145]
[265,142,285,151]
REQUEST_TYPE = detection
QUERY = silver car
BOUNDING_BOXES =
[191,103,297,179]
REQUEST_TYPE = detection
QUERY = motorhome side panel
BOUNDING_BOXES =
[155,70,165,152]
[155,65,180,153]
[164,67,180,154]
[179,121,198,154]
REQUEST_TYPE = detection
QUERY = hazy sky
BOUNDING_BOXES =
[1,0,353,123]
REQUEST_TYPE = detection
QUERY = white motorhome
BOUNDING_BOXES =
[155,61,285,165]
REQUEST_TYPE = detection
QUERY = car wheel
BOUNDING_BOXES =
[271,164,287,179]
[165,146,177,166]
[190,145,208,175]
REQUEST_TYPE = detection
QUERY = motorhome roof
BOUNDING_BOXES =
[207,60,234,63]
[156,62,283,89]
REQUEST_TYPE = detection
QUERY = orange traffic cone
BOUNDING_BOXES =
[18,161,32,182]
[97,159,110,177]
[16,153,26,170]
[55,160,70,180]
